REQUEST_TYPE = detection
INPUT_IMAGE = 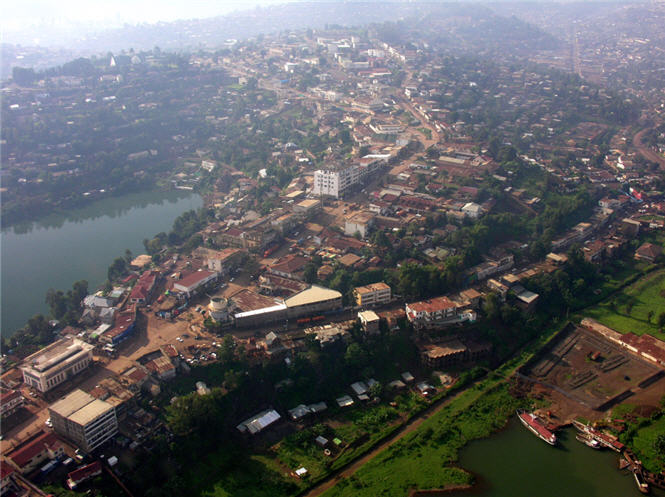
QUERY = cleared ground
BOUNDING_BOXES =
[524,326,662,411]
[585,269,665,341]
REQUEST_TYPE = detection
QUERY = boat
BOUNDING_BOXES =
[572,420,624,452]
[633,470,650,494]
[575,432,602,449]
[516,409,557,445]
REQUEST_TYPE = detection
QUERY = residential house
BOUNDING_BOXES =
[344,211,375,238]
[4,431,64,474]
[358,310,380,334]
[635,242,662,263]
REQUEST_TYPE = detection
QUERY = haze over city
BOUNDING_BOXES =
[1,1,665,496]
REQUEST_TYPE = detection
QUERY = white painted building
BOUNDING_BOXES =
[312,164,360,198]
[21,338,94,393]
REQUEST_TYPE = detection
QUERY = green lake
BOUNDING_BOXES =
[1,190,202,336]
[450,416,664,497]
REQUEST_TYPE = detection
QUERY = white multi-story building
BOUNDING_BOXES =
[312,158,386,199]
[21,337,94,393]
[312,164,361,198]
[49,389,118,452]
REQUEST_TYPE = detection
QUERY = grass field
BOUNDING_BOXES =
[321,383,524,497]
[631,415,665,473]
[584,268,665,341]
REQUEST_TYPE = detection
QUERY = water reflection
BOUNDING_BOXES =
[4,190,194,235]
[2,190,202,335]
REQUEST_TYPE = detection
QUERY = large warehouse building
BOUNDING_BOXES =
[234,285,343,328]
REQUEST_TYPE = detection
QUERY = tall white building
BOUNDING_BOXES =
[49,389,118,452]
[21,337,94,392]
[312,164,360,198]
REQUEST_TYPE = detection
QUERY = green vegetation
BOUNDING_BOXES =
[631,416,665,473]
[2,279,88,357]
[585,268,665,340]
[322,383,524,497]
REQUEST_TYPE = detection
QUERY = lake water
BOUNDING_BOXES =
[1,190,202,336]
[451,417,665,497]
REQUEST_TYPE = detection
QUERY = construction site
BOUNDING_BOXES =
[520,323,665,413]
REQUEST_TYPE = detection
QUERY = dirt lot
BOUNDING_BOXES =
[524,326,663,417]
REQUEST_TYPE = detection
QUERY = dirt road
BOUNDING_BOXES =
[300,384,473,497]
[633,126,665,169]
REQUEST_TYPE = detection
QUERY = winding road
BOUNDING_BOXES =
[633,126,665,170]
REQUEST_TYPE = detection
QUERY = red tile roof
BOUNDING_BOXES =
[270,255,308,275]
[408,296,458,313]
[129,270,159,301]
[67,460,102,485]
[0,389,22,404]
[176,270,216,289]
[1,462,15,479]
[6,431,62,469]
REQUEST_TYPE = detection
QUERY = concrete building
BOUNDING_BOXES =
[173,270,218,298]
[344,211,375,238]
[49,389,118,452]
[0,389,24,417]
[293,198,322,217]
[354,282,391,307]
[406,296,476,330]
[358,310,380,334]
[234,285,343,328]
[284,285,343,319]
[129,270,159,304]
[20,337,94,393]
[369,120,405,134]
[200,248,246,275]
[99,308,136,346]
[312,164,360,198]
[4,431,64,474]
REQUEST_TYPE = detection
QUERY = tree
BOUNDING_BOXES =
[219,335,235,363]
[647,310,654,324]
[108,257,128,281]
[658,312,665,329]
[368,381,383,399]
[344,343,368,370]
[304,263,318,284]
[626,301,634,316]
[654,433,665,459]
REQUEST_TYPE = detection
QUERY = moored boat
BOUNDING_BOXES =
[575,432,602,449]
[634,470,650,494]
[516,409,557,446]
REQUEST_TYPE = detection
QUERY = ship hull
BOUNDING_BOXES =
[516,409,557,446]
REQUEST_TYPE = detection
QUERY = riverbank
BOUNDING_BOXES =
[1,190,202,336]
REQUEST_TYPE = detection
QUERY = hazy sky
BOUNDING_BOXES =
[2,0,289,34]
